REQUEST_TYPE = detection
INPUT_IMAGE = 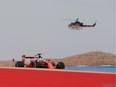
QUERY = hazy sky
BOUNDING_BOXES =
[0,0,115,60]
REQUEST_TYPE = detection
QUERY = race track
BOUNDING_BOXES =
[0,67,115,87]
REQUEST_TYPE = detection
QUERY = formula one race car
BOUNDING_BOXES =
[15,53,65,69]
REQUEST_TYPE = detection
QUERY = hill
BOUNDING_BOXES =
[0,51,116,67]
[52,51,116,66]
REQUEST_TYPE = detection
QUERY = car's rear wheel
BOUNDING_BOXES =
[33,62,41,68]
[56,62,65,69]
[15,61,24,67]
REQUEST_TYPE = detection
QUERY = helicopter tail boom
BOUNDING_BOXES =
[82,22,96,27]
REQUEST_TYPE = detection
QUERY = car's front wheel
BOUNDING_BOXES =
[56,62,65,69]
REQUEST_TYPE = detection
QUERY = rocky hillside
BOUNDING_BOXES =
[0,61,14,67]
[0,51,116,67]
[52,51,116,66]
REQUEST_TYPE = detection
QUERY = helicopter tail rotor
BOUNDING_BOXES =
[93,20,97,27]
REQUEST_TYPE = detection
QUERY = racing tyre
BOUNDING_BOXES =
[56,62,65,69]
[15,61,24,67]
[33,62,41,68]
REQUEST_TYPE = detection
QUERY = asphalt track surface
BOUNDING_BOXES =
[0,67,115,87]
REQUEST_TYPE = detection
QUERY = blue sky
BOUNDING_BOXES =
[0,0,115,60]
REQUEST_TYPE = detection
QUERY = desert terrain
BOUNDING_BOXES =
[52,51,116,66]
[0,51,116,67]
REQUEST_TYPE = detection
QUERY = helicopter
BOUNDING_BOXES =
[68,18,96,30]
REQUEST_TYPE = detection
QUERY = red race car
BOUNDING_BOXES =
[15,53,65,69]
